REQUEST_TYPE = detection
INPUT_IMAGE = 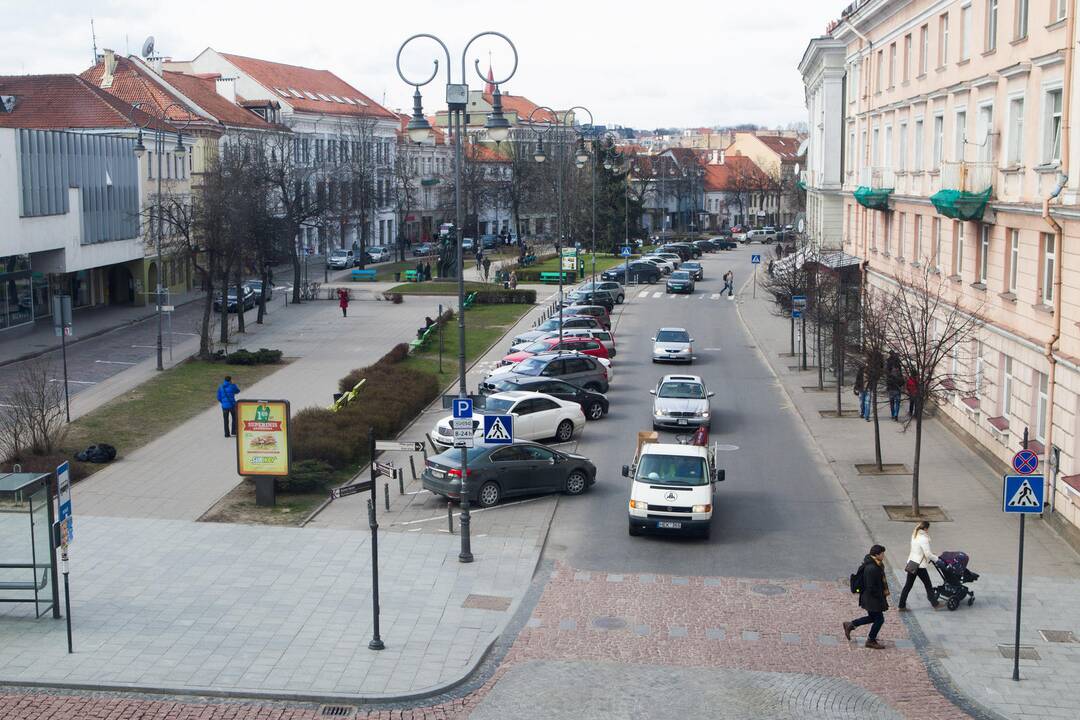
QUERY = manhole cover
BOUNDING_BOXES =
[997,644,1040,660]
[751,583,787,597]
[714,444,739,451]
[592,616,628,630]
[1039,629,1077,643]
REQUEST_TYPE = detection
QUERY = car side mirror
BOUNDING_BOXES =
[689,338,695,343]
[650,337,656,341]
[621,465,630,478]
[714,469,725,482]
[649,389,656,395]
[549,457,557,465]
[708,391,715,397]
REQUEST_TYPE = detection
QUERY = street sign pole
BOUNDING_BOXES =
[1014,428,1033,681]
[367,428,384,651]
[52,296,72,423]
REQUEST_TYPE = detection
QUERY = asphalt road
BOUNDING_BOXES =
[543,243,869,580]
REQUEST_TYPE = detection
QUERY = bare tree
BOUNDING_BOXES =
[861,284,891,470]
[886,267,982,514]
[0,358,67,459]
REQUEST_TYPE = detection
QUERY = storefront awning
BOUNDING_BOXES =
[853,185,893,210]
[929,188,992,221]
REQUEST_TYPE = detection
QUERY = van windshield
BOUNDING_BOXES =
[636,454,709,486]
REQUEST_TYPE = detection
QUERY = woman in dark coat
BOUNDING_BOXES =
[844,544,890,649]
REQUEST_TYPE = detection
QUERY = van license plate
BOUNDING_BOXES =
[657,521,682,529]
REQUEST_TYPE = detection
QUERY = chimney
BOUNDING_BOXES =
[215,76,237,104]
[709,149,718,165]
[101,49,117,88]
[719,148,725,165]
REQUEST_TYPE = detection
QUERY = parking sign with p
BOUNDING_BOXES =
[453,398,473,419]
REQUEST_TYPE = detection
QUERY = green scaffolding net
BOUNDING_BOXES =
[929,188,993,221]
[853,185,893,210]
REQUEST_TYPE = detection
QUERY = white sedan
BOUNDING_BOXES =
[430,391,586,449]
[641,256,676,274]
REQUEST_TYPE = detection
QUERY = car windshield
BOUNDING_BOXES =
[476,397,515,414]
[656,330,690,343]
[637,454,709,486]
[683,263,700,269]
[659,382,706,399]
[670,271,690,280]
[521,341,551,353]
[537,319,562,331]
[515,358,547,376]
[330,250,348,258]
[434,447,488,464]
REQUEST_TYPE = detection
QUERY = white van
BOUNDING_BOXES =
[624,439,724,538]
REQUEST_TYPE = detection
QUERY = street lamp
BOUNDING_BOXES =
[397,31,519,565]
[127,102,190,372]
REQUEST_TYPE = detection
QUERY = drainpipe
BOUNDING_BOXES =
[844,17,873,269]
[1042,3,1075,515]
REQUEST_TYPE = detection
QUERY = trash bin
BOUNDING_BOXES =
[394,272,401,282]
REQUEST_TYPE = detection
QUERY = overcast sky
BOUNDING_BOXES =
[0,0,841,130]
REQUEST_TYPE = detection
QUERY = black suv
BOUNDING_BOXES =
[601,262,660,284]
[483,376,609,421]
[482,353,609,394]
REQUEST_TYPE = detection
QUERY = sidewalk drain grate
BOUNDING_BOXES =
[592,616,628,630]
[319,706,355,717]
[751,583,787,597]
[997,644,1040,660]
[462,594,512,611]
[1039,629,1077,643]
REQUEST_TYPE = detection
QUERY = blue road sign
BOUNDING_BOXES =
[751,254,762,264]
[620,246,633,257]
[1012,449,1039,474]
[483,415,514,444]
[792,309,802,319]
[56,461,73,545]
[1003,475,1044,513]
[452,398,473,419]
[792,295,807,308]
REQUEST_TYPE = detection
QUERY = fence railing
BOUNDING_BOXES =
[858,166,896,188]
[940,161,995,194]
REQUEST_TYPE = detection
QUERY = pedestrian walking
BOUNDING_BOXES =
[905,373,919,417]
[482,256,492,281]
[415,260,424,283]
[476,250,483,272]
[217,376,240,438]
[509,270,518,290]
[722,270,734,297]
[423,261,432,281]
[843,543,891,649]
[854,364,871,421]
[338,288,349,317]
[886,366,903,421]
[898,521,941,610]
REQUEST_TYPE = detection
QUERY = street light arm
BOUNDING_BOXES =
[396,33,452,87]
[463,31,518,86]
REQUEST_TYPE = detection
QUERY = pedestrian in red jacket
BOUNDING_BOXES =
[338,288,349,317]
[905,374,918,418]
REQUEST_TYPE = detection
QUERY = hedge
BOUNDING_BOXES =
[470,289,537,304]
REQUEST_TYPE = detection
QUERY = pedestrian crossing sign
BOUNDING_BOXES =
[483,415,514,444]
[1003,474,1044,513]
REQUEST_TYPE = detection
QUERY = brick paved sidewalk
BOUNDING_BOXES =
[735,281,1080,720]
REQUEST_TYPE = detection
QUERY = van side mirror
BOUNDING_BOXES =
[621,465,630,478]
[708,391,715,397]
[714,469,725,482]
[650,337,656,341]
[649,389,656,395]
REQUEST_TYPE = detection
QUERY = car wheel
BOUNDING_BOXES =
[628,522,642,537]
[586,401,605,420]
[616,294,624,304]
[564,471,588,495]
[477,481,501,508]
[555,419,575,442]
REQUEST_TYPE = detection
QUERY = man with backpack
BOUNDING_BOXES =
[217,376,240,438]
[844,544,891,649]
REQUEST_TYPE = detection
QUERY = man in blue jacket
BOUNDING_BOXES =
[217,376,240,438]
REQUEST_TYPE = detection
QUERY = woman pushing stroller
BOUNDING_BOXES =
[899,521,941,610]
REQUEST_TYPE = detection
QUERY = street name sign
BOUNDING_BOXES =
[483,415,514,444]
[331,480,374,499]
[1003,475,1044,513]
[374,441,425,452]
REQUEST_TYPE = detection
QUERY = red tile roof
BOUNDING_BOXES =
[481,92,555,123]
[0,74,174,131]
[81,57,206,125]
[755,135,804,161]
[395,112,446,145]
[220,52,395,119]
[466,142,509,163]
[162,71,281,130]
[703,156,768,192]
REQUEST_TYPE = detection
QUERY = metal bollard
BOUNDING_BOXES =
[447,502,454,534]
[398,468,405,495]
[408,455,418,483]
[384,483,390,511]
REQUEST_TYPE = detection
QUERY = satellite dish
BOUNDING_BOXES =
[794,162,801,176]
[141,36,155,59]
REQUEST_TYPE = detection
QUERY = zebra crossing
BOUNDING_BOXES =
[635,289,733,302]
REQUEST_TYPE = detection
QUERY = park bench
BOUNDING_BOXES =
[0,567,48,592]
[539,271,575,284]
[409,323,439,354]
[351,269,377,281]
[404,269,420,282]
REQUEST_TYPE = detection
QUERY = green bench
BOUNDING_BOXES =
[352,269,377,281]
[408,323,439,354]
[463,292,477,309]
[404,269,420,281]
[539,271,575,284]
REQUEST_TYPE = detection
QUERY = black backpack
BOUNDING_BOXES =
[849,562,865,594]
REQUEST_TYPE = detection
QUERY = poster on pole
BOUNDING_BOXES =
[236,400,291,476]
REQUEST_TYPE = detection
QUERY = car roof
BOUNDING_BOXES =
[488,390,538,401]
[640,442,709,458]
[658,326,688,332]
[661,374,703,383]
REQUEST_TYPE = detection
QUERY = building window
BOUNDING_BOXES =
[1056,0,1067,22]
[979,224,990,284]
[883,213,892,255]
[919,24,930,74]
[1044,88,1063,164]
[977,104,993,162]
[1009,228,1019,292]
[961,4,972,60]
[1041,232,1055,304]
[939,13,950,67]
[876,50,884,93]
[1036,371,1048,442]
[884,124,893,168]
[1007,96,1025,165]
[903,34,912,82]
[848,130,856,173]
[1015,0,1029,40]
[974,340,984,395]
[934,217,943,270]
[953,221,965,276]
[898,122,908,171]
[889,43,896,88]
[147,151,153,179]
[954,109,967,161]
[987,0,998,51]
[914,118,924,170]
[914,214,923,261]
[897,212,906,258]
[933,114,944,170]
[1002,356,1014,416]
[872,127,880,166]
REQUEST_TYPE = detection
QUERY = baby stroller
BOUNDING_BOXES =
[933,551,979,610]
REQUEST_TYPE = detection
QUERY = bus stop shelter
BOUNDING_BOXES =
[0,472,60,619]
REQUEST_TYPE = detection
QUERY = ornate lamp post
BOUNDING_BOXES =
[396,32,517,564]
[129,103,190,372]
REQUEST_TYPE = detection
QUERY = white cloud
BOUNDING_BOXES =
[0,0,841,129]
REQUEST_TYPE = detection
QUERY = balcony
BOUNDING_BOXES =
[797,169,807,191]
[931,161,994,221]
[853,167,895,210]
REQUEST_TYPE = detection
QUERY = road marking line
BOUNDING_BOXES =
[131,345,157,349]
[172,332,199,336]
[95,360,137,365]
[710,294,721,300]
[638,290,650,299]
[49,379,96,385]
[652,292,662,298]
[398,495,547,525]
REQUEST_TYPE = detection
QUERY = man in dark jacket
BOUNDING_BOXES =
[217,376,240,438]
[844,544,890,649]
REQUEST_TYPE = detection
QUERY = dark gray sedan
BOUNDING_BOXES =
[422,442,596,507]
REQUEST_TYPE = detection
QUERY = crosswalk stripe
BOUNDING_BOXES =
[652,292,662,298]
[638,290,650,299]
[710,293,720,300]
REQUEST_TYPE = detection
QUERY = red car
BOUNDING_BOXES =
[501,336,611,366]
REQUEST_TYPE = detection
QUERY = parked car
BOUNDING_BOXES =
[693,239,718,252]
[652,326,694,364]
[743,228,776,244]
[213,284,256,313]
[482,353,610,394]
[563,304,611,330]
[327,249,354,269]
[651,374,714,430]
[680,261,704,280]
[461,237,476,254]
[422,441,596,507]
[480,234,499,250]
[653,251,685,267]
[601,262,661,284]
[429,391,586,449]
[565,289,614,312]
[666,270,696,294]
[579,280,626,304]
[500,336,610,366]
[244,279,273,302]
[714,238,738,250]
[413,242,435,256]
[555,327,617,357]
[509,316,605,347]
[664,242,699,259]
[483,376,609,420]
[367,246,391,263]
[641,257,675,275]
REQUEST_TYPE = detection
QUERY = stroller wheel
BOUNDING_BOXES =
[947,596,960,611]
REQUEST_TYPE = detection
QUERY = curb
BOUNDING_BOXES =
[733,283,1011,720]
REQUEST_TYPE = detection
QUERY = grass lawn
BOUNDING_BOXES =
[525,254,629,275]
[387,281,500,295]
[63,359,284,480]
[367,259,432,281]
[403,302,532,390]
